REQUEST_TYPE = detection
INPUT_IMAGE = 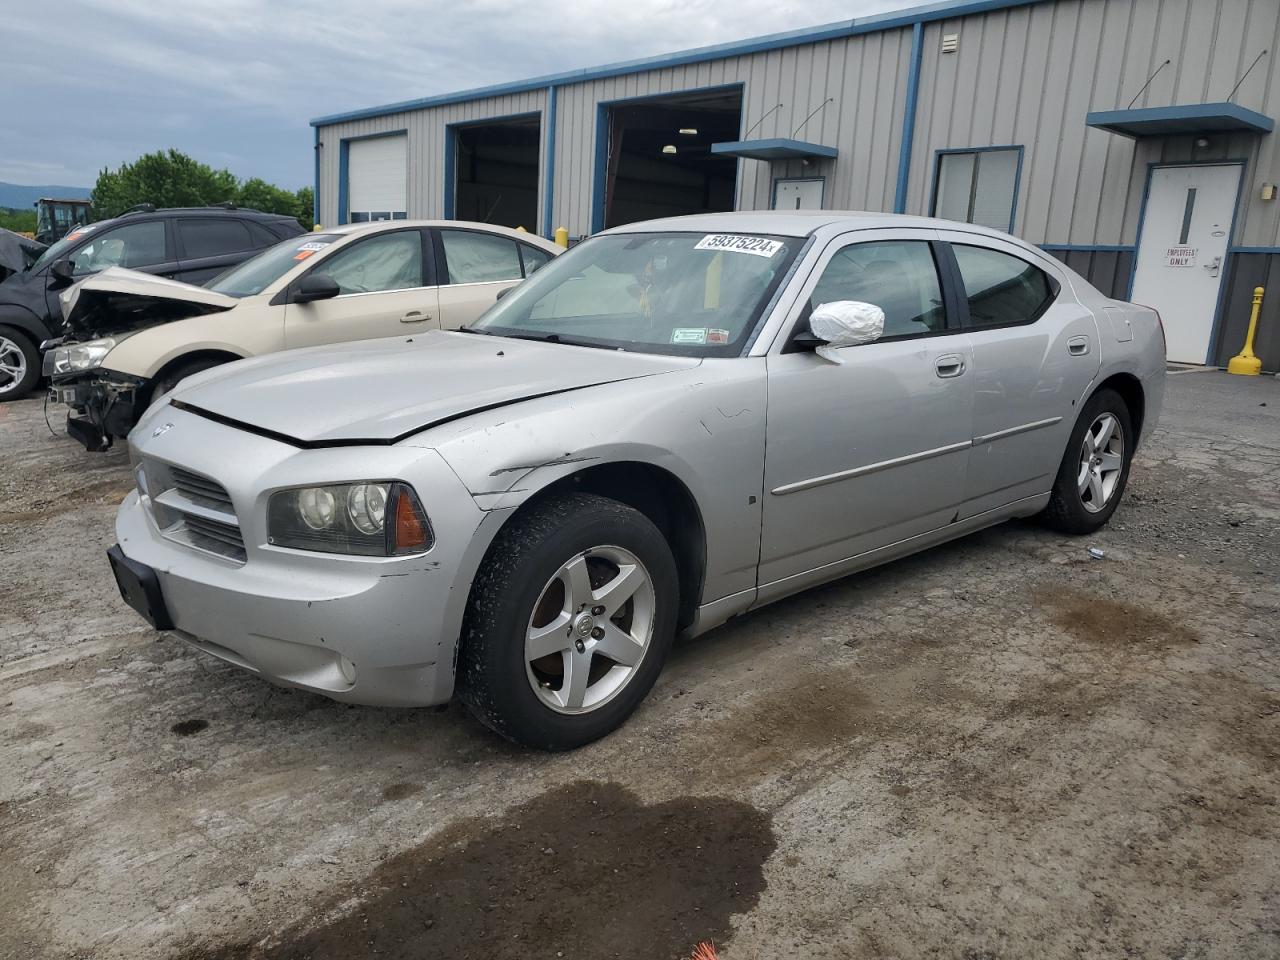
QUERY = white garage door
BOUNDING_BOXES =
[348,135,407,222]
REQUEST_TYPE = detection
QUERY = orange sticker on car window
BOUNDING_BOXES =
[293,249,317,261]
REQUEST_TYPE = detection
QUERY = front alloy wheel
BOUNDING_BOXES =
[525,546,656,714]
[0,328,39,400]
[458,493,678,750]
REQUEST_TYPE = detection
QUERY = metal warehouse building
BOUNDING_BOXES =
[311,0,1280,370]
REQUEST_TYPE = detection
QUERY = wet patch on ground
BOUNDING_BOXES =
[176,781,775,960]
[1031,584,1199,650]
[171,718,209,737]
[380,782,422,802]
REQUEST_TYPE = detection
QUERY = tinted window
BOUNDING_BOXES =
[810,240,946,338]
[519,243,553,276]
[320,231,423,295]
[244,220,282,246]
[953,245,1055,328]
[177,219,252,259]
[70,220,167,274]
[440,230,521,283]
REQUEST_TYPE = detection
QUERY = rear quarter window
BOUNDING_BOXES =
[952,244,1057,328]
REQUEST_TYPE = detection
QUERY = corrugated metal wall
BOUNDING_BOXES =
[908,0,1280,246]
[316,90,548,229]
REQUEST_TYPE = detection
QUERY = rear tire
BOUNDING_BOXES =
[1040,388,1133,535]
[457,492,679,750]
[0,326,40,401]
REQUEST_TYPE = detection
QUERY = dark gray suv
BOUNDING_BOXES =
[0,205,305,400]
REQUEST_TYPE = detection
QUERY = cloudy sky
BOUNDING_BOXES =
[7,0,902,190]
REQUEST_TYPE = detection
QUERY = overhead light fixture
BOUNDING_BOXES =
[662,144,678,154]
[678,127,698,135]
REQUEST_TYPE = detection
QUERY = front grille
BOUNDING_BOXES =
[144,462,247,563]
[169,467,234,509]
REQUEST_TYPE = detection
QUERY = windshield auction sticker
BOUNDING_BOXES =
[694,234,784,258]
[293,240,331,261]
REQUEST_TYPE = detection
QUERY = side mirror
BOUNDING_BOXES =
[799,300,886,363]
[494,284,518,301]
[48,259,75,288]
[291,272,341,304]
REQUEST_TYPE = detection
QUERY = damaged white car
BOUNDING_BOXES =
[46,221,560,450]
[110,212,1165,749]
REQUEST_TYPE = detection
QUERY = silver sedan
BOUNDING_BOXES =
[109,212,1165,749]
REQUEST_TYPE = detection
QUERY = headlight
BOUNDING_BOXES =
[51,338,116,374]
[267,481,432,556]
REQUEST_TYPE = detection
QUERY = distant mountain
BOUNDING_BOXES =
[0,181,92,210]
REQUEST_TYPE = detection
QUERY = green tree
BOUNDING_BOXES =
[294,186,315,230]
[91,150,312,227]
[92,149,239,218]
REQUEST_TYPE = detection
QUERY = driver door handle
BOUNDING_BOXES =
[934,354,966,378]
[400,311,429,323]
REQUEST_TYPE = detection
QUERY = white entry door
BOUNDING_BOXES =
[773,178,825,210]
[1131,163,1240,363]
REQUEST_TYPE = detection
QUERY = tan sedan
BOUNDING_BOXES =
[46,220,561,450]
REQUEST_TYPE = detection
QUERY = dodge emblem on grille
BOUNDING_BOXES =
[152,422,174,438]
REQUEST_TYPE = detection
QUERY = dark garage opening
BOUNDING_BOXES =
[453,116,541,230]
[602,89,743,229]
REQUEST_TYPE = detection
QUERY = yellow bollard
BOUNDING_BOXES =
[554,226,569,249]
[312,223,324,231]
[1227,286,1265,376]
[515,225,527,233]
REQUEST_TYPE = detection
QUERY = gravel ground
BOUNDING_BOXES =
[1,370,1277,960]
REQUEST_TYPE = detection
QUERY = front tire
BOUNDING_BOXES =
[151,356,228,404]
[0,326,40,401]
[457,492,679,750]
[1040,388,1133,534]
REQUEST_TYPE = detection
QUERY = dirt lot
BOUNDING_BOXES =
[2,370,1278,960]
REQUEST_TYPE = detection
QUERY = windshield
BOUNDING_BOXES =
[472,231,804,356]
[30,222,99,272]
[207,234,341,297]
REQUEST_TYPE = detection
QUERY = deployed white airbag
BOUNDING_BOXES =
[809,300,885,363]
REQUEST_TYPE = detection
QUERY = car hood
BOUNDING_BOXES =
[168,330,700,445]
[60,266,239,339]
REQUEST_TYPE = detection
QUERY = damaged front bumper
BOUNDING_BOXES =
[46,369,151,452]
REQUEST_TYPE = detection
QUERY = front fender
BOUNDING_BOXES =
[0,302,53,345]
[413,359,769,605]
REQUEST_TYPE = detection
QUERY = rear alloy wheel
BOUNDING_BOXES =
[1041,388,1133,534]
[0,327,40,401]
[458,493,678,750]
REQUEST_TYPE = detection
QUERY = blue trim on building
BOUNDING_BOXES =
[310,0,1049,128]
[543,86,558,237]
[442,111,541,225]
[336,129,408,226]
[710,138,837,161]
[590,83,745,235]
[1229,246,1280,254]
[926,145,1025,234]
[894,21,924,214]
[1086,102,1275,139]
[1038,243,1136,253]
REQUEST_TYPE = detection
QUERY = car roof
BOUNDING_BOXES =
[601,210,1022,245]
[323,220,562,249]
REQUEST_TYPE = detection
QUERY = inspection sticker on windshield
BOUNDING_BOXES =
[671,328,708,345]
[695,234,784,258]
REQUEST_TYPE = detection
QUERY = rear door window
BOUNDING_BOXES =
[177,219,253,259]
[951,244,1056,328]
[439,230,522,284]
